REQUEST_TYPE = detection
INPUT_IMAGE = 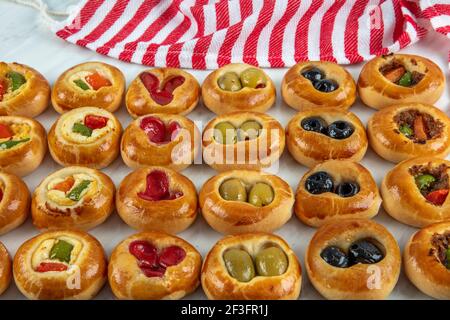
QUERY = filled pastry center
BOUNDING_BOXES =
[320,238,384,268]
[137,170,183,201]
[0,70,26,102]
[129,240,186,277]
[394,110,443,143]
[46,173,98,207]
[223,244,288,282]
[140,72,185,105]
[379,58,424,87]
[140,116,181,144]
[0,122,30,150]
[219,178,274,207]
[63,113,112,143]
[213,120,262,144]
[71,70,112,91]
[217,68,266,92]
[429,231,450,269]
[305,171,360,197]
[301,117,354,139]
[301,66,338,92]
[410,163,449,206]
[32,237,82,272]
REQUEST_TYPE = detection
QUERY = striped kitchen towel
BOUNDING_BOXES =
[53,0,450,69]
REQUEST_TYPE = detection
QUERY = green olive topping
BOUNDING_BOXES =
[255,246,288,276]
[219,178,247,202]
[240,68,266,89]
[218,72,242,91]
[213,122,237,144]
[415,174,436,190]
[248,183,274,207]
[223,248,255,282]
[237,120,262,141]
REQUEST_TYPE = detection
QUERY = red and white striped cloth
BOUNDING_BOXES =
[54,0,450,69]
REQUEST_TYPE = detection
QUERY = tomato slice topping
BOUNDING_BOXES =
[52,176,75,193]
[84,115,109,130]
[0,124,12,139]
[425,189,449,206]
[85,72,111,90]
[36,262,68,272]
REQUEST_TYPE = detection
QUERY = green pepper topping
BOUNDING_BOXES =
[66,180,91,201]
[398,71,412,87]
[446,248,450,269]
[49,239,74,263]
[74,79,90,91]
[72,123,92,137]
[399,124,413,137]
[0,138,30,150]
[415,174,436,190]
[6,71,26,91]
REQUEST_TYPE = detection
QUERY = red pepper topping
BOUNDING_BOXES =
[52,176,75,193]
[129,240,158,266]
[0,79,6,102]
[0,189,3,202]
[85,72,112,90]
[139,72,159,92]
[139,72,185,105]
[163,76,185,94]
[36,262,68,272]
[140,116,180,144]
[425,189,449,206]
[159,245,186,267]
[84,115,109,130]
[0,124,12,139]
[137,170,183,201]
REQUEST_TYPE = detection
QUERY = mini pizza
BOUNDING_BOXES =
[0,242,11,296]
[382,156,450,228]
[358,54,445,110]
[51,61,125,113]
[32,166,115,231]
[295,160,381,227]
[126,68,200,118]
[368,103,450,163]
[48,107,122,169]
[0,62,50,117]
[13,229,107,300]
[0,116,46,176]
[121,114,200,171]
[0,172,30,235]
[116,167,197,234]
[281,61,356,111]
[201,233,301,300]
[202,63,276,115]
[108,232,201,300]
[199,170,294,234]
[202,111,285,171]
[306,219,401,300]
[404,221,450,299]
[286,107,367,167]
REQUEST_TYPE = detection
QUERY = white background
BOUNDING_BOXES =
[0,0,449,300]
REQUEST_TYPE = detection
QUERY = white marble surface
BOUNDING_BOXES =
[0,0,449,300]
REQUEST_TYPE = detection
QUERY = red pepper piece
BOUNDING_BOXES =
[166,121,181,141]
[163,76,185,94]
[140,72,159,92]
[0,79,6,102]
[85,72,112,90]
[140,116,166,143]
[139,264,166,278]
[150,90,173,105]
[425,189,449,206]
[52,176,75,193]
[137,170,170,201]
[36,262,68,272]
[0,189,3,202]
[84,115,109,130]
[159,246,186,267]
[129,240,158,266]
[0,124,12,139]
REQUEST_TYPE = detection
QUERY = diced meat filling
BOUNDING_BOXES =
[379,59,424,86]
[394,109,443,144]
[429,231,450,269]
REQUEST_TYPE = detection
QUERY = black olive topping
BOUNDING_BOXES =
[320,246,349,268]
[313,79,338,93]
[327,121,354,139]
[305,172,334,194]
[335,182,360,197]
[301,117,327,134]
[301,67,325,82]
[321,239,385,268]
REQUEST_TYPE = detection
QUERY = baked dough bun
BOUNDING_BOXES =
[116,167,197,234]
[0,242,11,296]
[48,107,122,169]
[381,156,450,227]
[109,231,201,300]
[202,111,285,171]
[201,233,302,300]
[0,116,46,176]
[358,54,445,110]
[306,219,401,300]
[126,68,200,118]
[286,108,367,167]
[202,63,276,114]
[32,166,115,231]
[368,103,450,163]
[0,172,30,235]
[0,62,50,117]
[13,229,107,300]
[121,114,200,171]
[199,170,294,234]
[281,61,356,111]
[404,221,450,299]
[295,160,381,227]
[51,61,125,113]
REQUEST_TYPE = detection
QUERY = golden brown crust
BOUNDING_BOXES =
[121,114,200,171]
[32,166,115,231]
[281,61,356,111]
[116,167,198,234]
[13,229,107,300]
[358,54,445,110]
[404,221,450,299]
[201,233,301,300]
[0,62,50,117]
[126,68,200,118]
[108,232,201,300]
[48,107,122,169]
[286,108,367,167]
[368,103,450,163]
[202,64,276,115]
[381,156,450,227]
[0,242,11,296]
[0,116,47,176]
[51,61,125,113]
[202,111,285,171]
[0,172,30,235]
[199,170,293,234]
[295,160,381,227]
[306,219,401,300]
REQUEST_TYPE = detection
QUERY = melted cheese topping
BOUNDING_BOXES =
[46,173,99,207]
[31,237,83,269]
[60,113,114,144]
